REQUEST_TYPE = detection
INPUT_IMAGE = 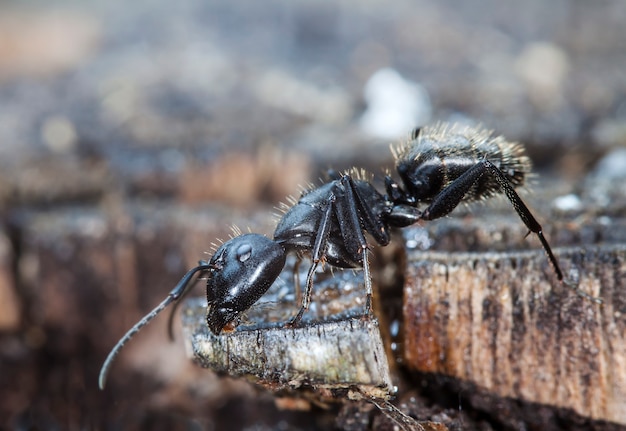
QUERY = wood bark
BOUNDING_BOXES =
[403,242,626,425]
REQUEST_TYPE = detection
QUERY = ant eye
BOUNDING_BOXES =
[236,243,252,263]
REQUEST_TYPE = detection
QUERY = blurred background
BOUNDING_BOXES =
[1,0,625,429]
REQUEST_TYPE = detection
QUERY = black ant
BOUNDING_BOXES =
[98,123,600,389]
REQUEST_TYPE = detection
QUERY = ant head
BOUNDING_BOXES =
[98,233,285,389]
[206,233,286,334]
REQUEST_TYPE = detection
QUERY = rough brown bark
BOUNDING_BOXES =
[403,239,626,425]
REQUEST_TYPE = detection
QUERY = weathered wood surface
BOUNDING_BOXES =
[403,240,626,425]
[181,267,394,400]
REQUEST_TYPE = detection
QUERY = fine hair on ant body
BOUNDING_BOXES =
[99,122,601,389]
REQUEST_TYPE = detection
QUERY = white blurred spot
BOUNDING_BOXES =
[41,115,77,153]
[405,226,433,250]
[553,194,583,212]
[359,68,431,140]
[515,42,569,111]
[592,148,626,180]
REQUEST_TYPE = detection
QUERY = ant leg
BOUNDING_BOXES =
[289,175,386,326]
[384,176,424,227]
[343,176,391,246]
[362,247,372,314]
[420,161,486,222]
[421,159,555,263]
[421,160,602,303]
[481,160,602,303]
[292,257,302,305]
[289,175,394,326]
[386,204,423,227]
[385,175,415,206]
[480,160,562,277]
[336,175,389,316]
[288,194,336,327]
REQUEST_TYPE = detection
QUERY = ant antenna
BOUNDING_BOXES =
[98,263,213,390]
[167,260,211,340]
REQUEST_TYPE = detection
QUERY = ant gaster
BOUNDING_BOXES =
[99,123,600,389]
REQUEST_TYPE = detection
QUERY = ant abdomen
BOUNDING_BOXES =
[393,123,531,203]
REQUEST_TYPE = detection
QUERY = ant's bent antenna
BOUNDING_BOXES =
[98,263,213,390]
[167,260,211,341]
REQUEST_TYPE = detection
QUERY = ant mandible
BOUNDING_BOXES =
[98,123,600,389]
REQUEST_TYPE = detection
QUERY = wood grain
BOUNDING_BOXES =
[403,243,626,425]
[180,265,394,400]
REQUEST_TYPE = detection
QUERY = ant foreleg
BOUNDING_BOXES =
[340,175,395,316]
[287,193,336,327]
[287,175,386,326]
